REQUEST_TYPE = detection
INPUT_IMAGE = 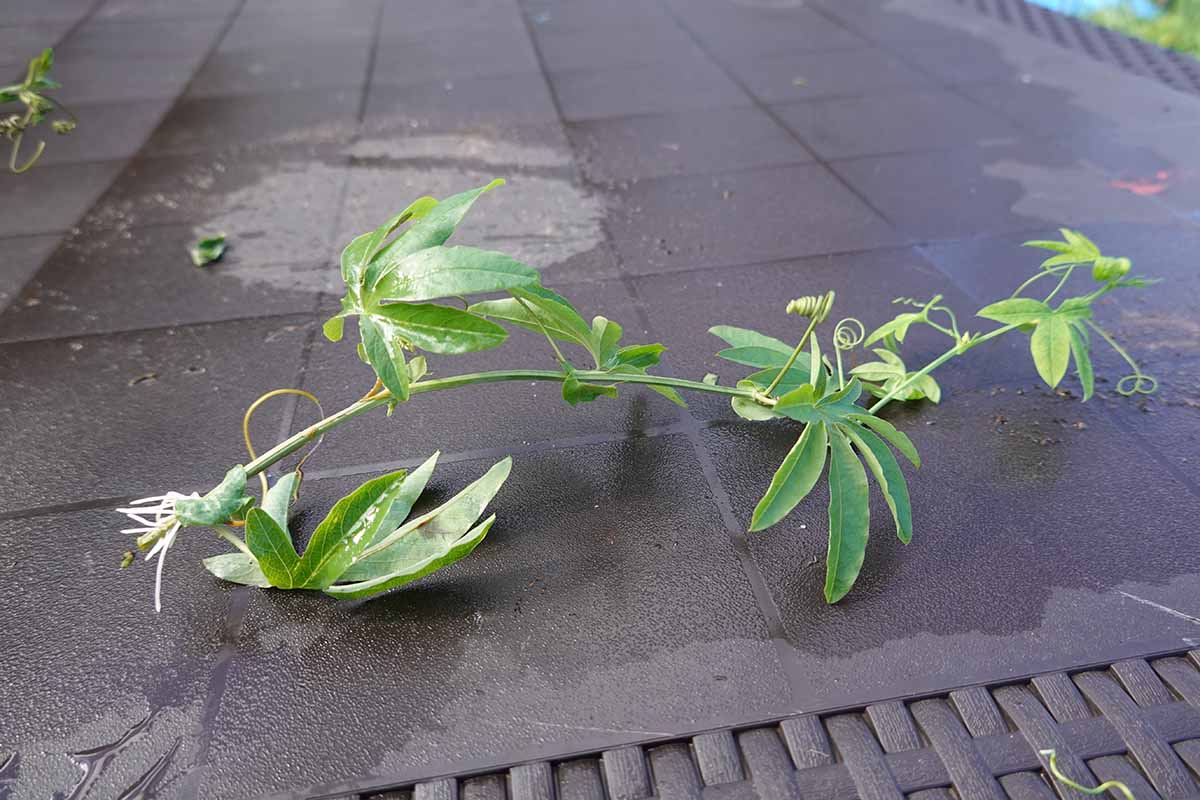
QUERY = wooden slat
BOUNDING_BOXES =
[906,789,954,799]
[1153,657,1200,707]
[1030,673,1092,722]
[1175,740,1200,776]
[509,762,553,800]
[1087,755,1162,800]
[414,778,457,800]
[647,743,702,800]
[1074,672,1199,797]
[825,714,904,800]
[910,699,1005,800]
[951,686,1008,737]
[737,727,804,798]
[601,747,651,800]
[997,771,1056,800]
[555,758,606,800]
[1111,660,1175,707]
[993,685,1099,800]
[692,730,743,786]
[460,774,506,800]
[867,702,923,753]
[780,715,833,769]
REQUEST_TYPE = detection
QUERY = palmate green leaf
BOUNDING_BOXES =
[1068,322,1094,401]
[976,297,1051,325]
[846,413,920,467]
[359,315,409,403]
[202,553,271,587]
[614,344,665,369]
[245,508,300,588]
[291,470,410,589]
[367,246,540,305]
[331,457,512,592]
[840,424,912,544]
[732,379,782,421]
[370,303,507,354]
[750,421,828,532]
[470,285,594,357]
[851,349,941,403]
[746,364,810,395]
[341,195,439,288]
[825,427,871,604]
[1030,315,1071,388]
[864,311,923,347]
[175,466,250,526]
[709,325,794,368]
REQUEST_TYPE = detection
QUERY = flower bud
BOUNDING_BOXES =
[1092,256,1131,282]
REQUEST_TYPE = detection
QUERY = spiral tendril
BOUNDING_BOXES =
[1117,372,1158,396]
[833,317,865,351]
[786,290,836,324]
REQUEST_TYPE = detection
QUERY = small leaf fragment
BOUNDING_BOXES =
[189,233,227,267]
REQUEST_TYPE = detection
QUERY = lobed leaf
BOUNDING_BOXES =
[846,413,920,467]
[750,421,828,532]
[368,245,540,305]
[370,303,508,354]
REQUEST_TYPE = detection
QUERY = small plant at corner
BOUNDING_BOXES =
[116,181,1158,611]
[1,48,76,173]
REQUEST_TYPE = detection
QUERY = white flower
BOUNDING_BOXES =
[116,491,198,612]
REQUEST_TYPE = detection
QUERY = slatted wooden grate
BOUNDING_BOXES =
[350,650,1200,799]
[955,0,1200,96]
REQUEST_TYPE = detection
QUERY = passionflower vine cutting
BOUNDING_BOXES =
[118,180,1159,610]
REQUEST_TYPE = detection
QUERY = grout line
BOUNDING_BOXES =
[354,0,387,124]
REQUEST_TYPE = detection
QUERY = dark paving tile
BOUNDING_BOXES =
[549,60,752,123]
[43,54,204,105]
[298,278,678,470]
[604,164,900,275]
[833,141,1174,241]
[814,0,997,44]
[677,5,866,59]
[773,88,1023,160]
[963,61,1200,140]
[56,17,225,60]
[218,7,377,51]
[724,46,933,104]
[0,159,125,238]
[567,106,811,184]
[0,315,309,511]
[0,234,60,310]
[83,147,350,267]
[890,34,1085,87]
[331,132,618,284]
[94,0,240,21]
[0,23,76,56]
[0,222,331,341]
[143,89,359,157]
[534,23,701,73]
[364,73,559,134]
[238,0,381,17]
[523,0,674,33]
[2,0,95,25]
[379,0,527,42]
[921,222,1200,473]
[30,98,173,167]
[187,43,373,99]
[632,247,1029,422]
[0,505,231,799]
[372,28,539,88]
[703,386,1200,704]
[201,437,792,798]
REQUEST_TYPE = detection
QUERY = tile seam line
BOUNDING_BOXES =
[256,643,1199,800]
[519,0,806,697]
[654,0,900,232]
[0,309,316,347]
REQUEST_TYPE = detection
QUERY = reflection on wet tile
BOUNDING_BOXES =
[201,438,790,798]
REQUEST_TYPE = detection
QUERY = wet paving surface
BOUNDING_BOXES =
[2,0,1199,797]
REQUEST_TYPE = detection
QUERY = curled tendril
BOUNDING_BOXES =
[833,317,865,351]
[786,290,836,324]
[1117,372,1158,396]
[243,388,325,496]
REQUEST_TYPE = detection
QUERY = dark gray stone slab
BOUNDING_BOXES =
[2,0,98,25]
[814,0,998,44]
[379,0,526,42]
[0,505,232,800]
[523,0,673,34]
[29,98,173,167]
[605,164,900,275]
[297,277,679,472]
[43,54,204,105]
[0,24,75,57]
[56,17,225,60]
[567,106,811,184]
[724,46,934,105]
[0,159,125,238]
[0,233,60,311]
[675,3,866,59]
[0,315,309,512]
[83,147,350,267]
[187,43,373,99]
[372,28,540,88]
[364,73,560,135]
[631,246,1030,422]
[0,222,331,341]
[920,222,1200,474]
[701,385,1200,706]
[143,89,359,157]
[549,60,752,123]
[94,0,240,21]
[888,34,1084,87]
[773,89,1022,160]
[199,437,792,798]
[534,23,702,74]
[218,6,377,52]
[833,141,1173,241]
